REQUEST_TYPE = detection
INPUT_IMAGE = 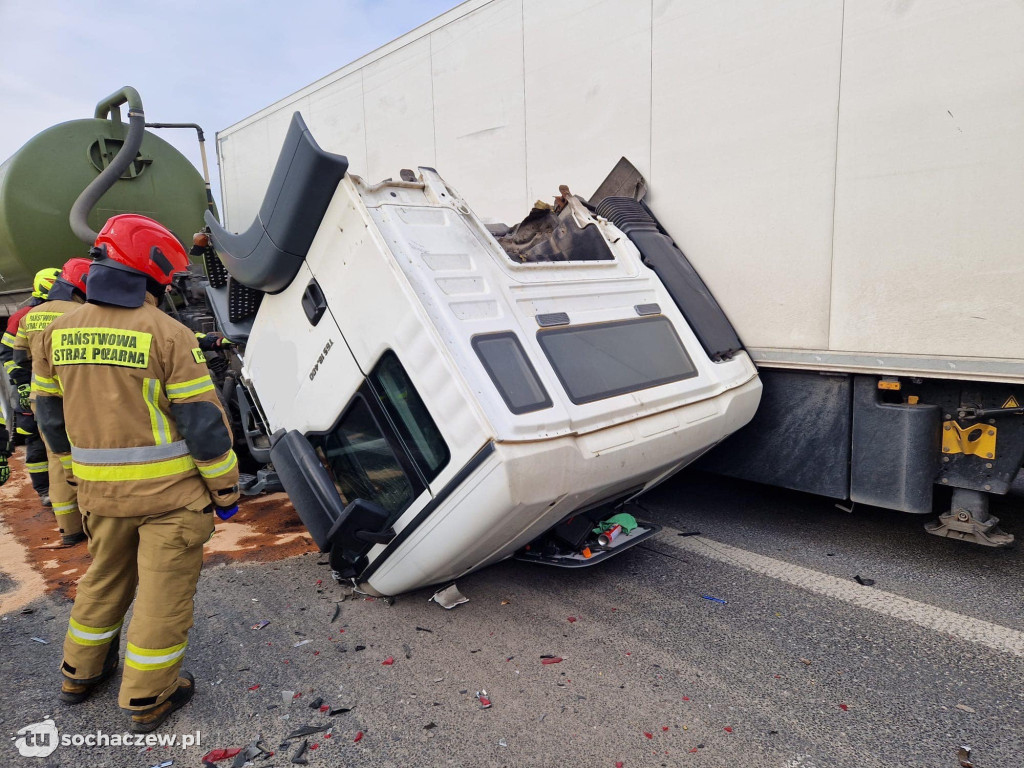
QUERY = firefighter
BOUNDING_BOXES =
[0,410,10,487]
[1,267,60,504]
[34,214,240,733]
[13,258,91,545]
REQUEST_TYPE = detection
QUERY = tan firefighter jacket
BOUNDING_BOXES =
[11,297,84,391]
[33,294,240,517]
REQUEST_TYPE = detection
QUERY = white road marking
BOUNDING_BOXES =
[657,528,1024,658]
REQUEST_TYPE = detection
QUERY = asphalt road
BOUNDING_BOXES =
[2,471,1022,768]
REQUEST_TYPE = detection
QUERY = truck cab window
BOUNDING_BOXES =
[370,351,450,484]
[313,395,415,517]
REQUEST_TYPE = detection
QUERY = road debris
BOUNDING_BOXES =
[308,696,323,709]
[498,738,508,747]
[476,690,492,709]
[541,657,563,665]
[403,643,412,659]
[677,531,701,537]
[201,747,242,762]
[329,707,351,716]
[284,725,331,740]
[955,704,976,714]
[251,620,271,630]
[293,639,312,647]
[382,656,394,665]
[644,732,653,739]
[958,745,974,767]
[281,690,295,705]
[799,658,812,666]
[30,637,48,644]
[567,616,577,623]
[724,726,733,733]
[290,739,308,764]
[838,703,848,711]
[424,722,437,731]
[854,575,875,587]
[701,595,727,605]
[148,760,173,768]
[354,731,364,743]
[331,604,341,623]
[415,626,432,633]
[248,684,260,691]
[431,583,469,609]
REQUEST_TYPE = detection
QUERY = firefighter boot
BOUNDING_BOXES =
[60,638,119,704]
[130,672,195,734]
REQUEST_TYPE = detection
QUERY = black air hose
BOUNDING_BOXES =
[69,87,146,245]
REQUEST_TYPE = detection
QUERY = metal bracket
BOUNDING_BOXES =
[941,421,996,459]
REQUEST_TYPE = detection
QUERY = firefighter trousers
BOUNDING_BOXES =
[48,452,81,536]
[22,429,49,496]
[60,498,214,710]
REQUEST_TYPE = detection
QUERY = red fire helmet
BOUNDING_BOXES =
[60,257,92,294]
[94,214,189,286]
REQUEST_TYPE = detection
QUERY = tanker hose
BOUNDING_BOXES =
[69,87,146,245]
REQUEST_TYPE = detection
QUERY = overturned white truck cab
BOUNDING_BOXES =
[204,114,760,596]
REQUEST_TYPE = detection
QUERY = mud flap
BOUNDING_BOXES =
[268,430,346,551]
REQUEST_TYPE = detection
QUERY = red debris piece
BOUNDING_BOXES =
[248,685,260,691]
[689,748,698,753]
[616,763,624,767]
[354,731,364,743]
[839,703,849,711]
[314,651,320,656]
[339,629,345,633]
[568,616,577,623]
[293,692,302,699]
[202,747,242,761]
[682,696,690,701]
[477,693,492,708]
[324,734,332,739]
[644,732,653,739]
[625,652,631,656]
[320,704,329,712]
[611,608,617,612]
[662,727,669,731]
[724,726,733,733]
[774,675,781,679]
[541,657,563,665]
[382,656,395,666]
[283,660,290,664]
[316,580,322,585]
[310,743,319,750]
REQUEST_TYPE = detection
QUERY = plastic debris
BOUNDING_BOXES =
[567,616,577,623]
[644,732,653,739]
[498,739,508,748]
[616,762,624,767]
[290,739,308,765]
[319,704,329,713]
[500,600,511,605]
[248,684,260,691]
[838,703,848,711]
[724,726,733,733]
[149,761,173,768]
[284,725,331,740]
[955,704,976,714]
[281,690,296,705]
[682,696,690,701]
[662,727,669,732]
[403,643,412,659]
[201,748,242,762]
[293,639,312,647]
[251,620,271,630]
[541,657,563,665]
[677,531,701,537]
[232,742,264,767]
[415,626,433,633]
[958,745,974,767]
[329,707,351,716]
[382,656,394,666]
[701,595,727,605]
[854,575,875,587]
[354,645,366,652]
[308,696,323,709]
[476,690,492,709]
[431,584,469,609]
[424,722,437,731]
[331,604,341,623]
[31,637,49,644]
[354,731,364,743]
[799,658,812,666]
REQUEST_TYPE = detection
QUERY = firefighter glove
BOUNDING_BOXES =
[214,503,238,521]
[17,383,31,410]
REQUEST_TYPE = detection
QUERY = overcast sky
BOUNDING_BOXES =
[0,0,463,205]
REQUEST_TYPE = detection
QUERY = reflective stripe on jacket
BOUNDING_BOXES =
[34,294,240,517]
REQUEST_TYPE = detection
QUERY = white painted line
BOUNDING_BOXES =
[657,528,1024,658]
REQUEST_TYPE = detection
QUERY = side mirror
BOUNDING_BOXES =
[327,498,396,577]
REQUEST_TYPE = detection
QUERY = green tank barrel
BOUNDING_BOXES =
[0,111,210,297]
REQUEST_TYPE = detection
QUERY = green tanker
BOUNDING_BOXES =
[0,87,212,318]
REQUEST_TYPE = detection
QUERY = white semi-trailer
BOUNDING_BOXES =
[214,0,1024,545]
